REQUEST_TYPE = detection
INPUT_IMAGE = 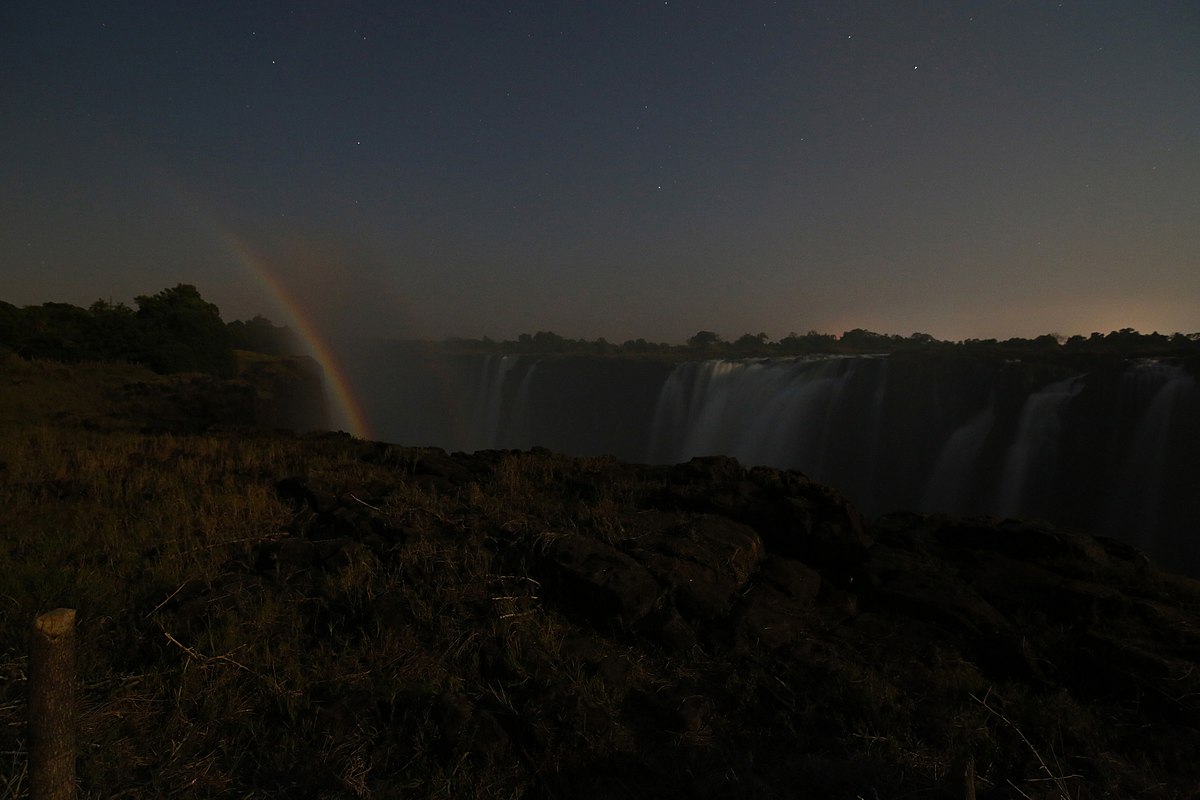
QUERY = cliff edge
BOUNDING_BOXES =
[2,428,1194,798]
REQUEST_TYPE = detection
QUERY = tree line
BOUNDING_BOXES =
[443,327,1200,359]
[0,285,300,377]
[4,283,1197,372]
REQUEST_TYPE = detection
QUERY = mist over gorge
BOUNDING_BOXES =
[347,344,1200,576]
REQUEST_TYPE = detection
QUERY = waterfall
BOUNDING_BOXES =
[470,355,518,449]
[358,345,1199,575]
[857,359,890,511]
[1109,361,1198,550]
[922,403,996,514]
[994,376,1085,516]
[506,361,539,449]
[646,362,693,463]
[646,357,860,480]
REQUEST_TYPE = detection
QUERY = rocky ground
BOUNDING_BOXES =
[134,440,1200,798]
[2,353,1199,798]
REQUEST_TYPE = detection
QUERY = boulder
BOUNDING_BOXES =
[649,457,871,568]
[626,512,765,621]
[539,534,660,626]
[734,556,822,650]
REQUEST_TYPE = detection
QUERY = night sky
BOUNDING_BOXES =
[3,1,1198,344]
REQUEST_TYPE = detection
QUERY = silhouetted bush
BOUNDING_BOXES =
[134,284,237,377]
[89,300,144,363]
[227,314,303,355]
[0,286,242,376]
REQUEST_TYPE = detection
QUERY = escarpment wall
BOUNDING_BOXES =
[349,346,1200,574]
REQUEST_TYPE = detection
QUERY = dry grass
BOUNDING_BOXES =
[2,360,1199,798]
[0,425,617,797]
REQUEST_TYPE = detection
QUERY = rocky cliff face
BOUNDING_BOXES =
[349,347,1200,575]
[237,353,330,432]
[245,446,1200,798]
[4,415,1197,798]
[119,353,330,433]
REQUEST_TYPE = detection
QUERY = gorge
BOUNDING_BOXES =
[348,346,1200,576]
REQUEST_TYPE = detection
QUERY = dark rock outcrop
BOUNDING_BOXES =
[116,353,329,433]
[122,375,258,432]
[239,353,329,431]
[625,512,764,621]
[648,456,871,568]
[538,533,660,626]
[116,442,1200,799]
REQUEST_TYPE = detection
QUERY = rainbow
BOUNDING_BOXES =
[219,234,372,439]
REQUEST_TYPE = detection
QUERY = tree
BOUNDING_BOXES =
[20,303,97,361]
[1033,333,1062,350]
[531,331,565,352]
[0,301,22,351]
[89,300,143,362]
[779,330,836,354]
[621,338,662,354]
[227,315,301,355]
[135,284,236,376]
[839,329,892,352]
[687,330,722,352]
[591,337,615,355]
[734,332,769,354]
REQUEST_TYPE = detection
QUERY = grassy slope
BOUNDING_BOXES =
[0,351,162,428]
[2,356,1199,799]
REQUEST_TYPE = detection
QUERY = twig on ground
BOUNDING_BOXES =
[348,493,381,512]
[972,689,1077,800]
[162,631,251,673]
[146,581,190,618]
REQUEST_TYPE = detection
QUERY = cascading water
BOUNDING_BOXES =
[646,357,862,480]
[994,376,1085,516]
[507,361,540,449]
[356,346,1199,574]
[470,354,518,447]
[1108,361,1198,551]
[857,360,891,511]
[922,403,996,514]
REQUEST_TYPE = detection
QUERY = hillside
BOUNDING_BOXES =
[1,359,1198,798]
[0,349,327,433]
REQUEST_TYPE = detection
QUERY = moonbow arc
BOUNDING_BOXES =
[221,235,372,439]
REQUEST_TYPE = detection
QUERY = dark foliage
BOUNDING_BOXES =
[134,284,237,377]
[0,285,300,377]
[443,326,1200,362]
[226,315,304,356]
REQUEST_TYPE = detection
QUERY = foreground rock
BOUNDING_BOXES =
[238,446,1200,798]
[5,434,1198,799]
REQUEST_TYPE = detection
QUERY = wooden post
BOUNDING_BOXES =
[29,608,76,800]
